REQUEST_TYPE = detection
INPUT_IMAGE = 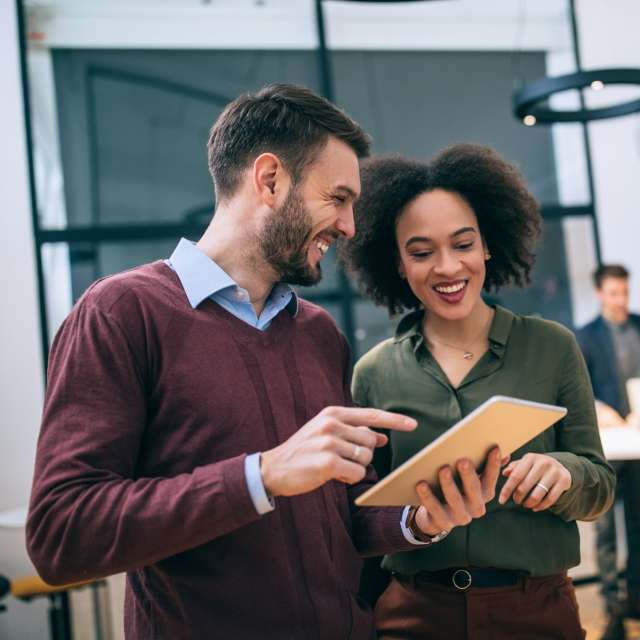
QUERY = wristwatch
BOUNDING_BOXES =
[407,506,450,545]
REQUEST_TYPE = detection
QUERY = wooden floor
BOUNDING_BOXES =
[577,583,640,638]
[573,515,639,638]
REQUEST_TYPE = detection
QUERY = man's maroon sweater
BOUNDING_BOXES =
[26,262,413,639]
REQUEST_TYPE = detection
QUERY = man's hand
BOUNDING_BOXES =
[413,447,504,537]
[498,453,572,512]
[260,406,417,497]
[595,400,626,429]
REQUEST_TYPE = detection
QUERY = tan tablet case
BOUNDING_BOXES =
[355,395,567,507]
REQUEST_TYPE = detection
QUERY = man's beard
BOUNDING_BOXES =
[259,187,322,286]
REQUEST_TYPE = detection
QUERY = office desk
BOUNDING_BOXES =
[600,426,640,461]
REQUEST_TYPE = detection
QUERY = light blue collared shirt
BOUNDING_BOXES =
[166,238,298,516]
[166,239,425,543]
[167,237,297,330]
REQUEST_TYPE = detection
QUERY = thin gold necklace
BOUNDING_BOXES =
[425,310,493,361]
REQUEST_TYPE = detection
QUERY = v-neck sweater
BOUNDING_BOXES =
[26,261,412,640]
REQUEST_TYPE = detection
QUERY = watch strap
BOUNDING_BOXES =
[407,506,450,545]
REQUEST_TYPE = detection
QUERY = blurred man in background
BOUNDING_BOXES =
[577,264,640,640]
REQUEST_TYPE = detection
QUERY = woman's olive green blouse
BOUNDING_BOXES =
[352,306,615,576]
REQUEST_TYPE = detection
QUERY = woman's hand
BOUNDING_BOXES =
[498,453,572,512]
[413,447,504,536]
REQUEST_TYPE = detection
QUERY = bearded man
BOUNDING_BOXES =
[26,84,501,640]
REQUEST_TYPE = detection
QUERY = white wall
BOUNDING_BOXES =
[26,0,568,51]
[577,0,640,311]
[546,44,601,327]
[28,48,73,339]
[0,3,44,510]
[0,2,49,639]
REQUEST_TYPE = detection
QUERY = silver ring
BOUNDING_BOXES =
[536,482,550,493]
[352,445,362,461]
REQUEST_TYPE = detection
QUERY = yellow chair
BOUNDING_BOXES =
[1,573,109,640]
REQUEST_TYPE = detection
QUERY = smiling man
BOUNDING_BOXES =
[24,84,485,640]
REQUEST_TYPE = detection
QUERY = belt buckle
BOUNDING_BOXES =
[452,569,472,591]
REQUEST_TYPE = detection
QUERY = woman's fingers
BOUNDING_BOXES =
[439,466,472,524]
[511,460,547,505]
[522,472,555,509]
[455,459,486,518]
[413,451,570,528]
[499,455,535,504]
[532,482,566,511]
[499,454,572,510]
[479,447,503,501]
[411,448,510,537]
[415,482,455,531]
[533,464,572,511]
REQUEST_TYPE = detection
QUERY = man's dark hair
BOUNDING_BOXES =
[593,264,629,289]
[207,83,371,201]
[339,144,542,315]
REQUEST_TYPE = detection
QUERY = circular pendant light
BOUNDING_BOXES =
[513,68,640,125]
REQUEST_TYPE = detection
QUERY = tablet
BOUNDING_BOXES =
[355,395,567,507]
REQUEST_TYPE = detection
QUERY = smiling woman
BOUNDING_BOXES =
[341,146,541,316]
[339,144,615,640]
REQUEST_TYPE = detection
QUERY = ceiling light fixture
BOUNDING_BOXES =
[513,68,640,124]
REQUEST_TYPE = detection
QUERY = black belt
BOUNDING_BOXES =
[399,567,525,591]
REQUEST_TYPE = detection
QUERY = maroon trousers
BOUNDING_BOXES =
[375,574,585,640]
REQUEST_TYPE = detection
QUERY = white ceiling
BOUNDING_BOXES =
[24,0,572,52]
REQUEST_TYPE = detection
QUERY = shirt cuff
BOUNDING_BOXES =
[400,505,430,546]
[244,453,275,515]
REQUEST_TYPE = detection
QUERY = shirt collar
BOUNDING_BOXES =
[488,305,513,355]
[603,315,630,332]
[394,309,424,344]
[168,238,298,315]
[394,304,513,358]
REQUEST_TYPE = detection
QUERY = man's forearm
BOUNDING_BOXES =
[26,454,261,585]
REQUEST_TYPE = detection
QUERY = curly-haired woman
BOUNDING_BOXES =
[341,144,615,640]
